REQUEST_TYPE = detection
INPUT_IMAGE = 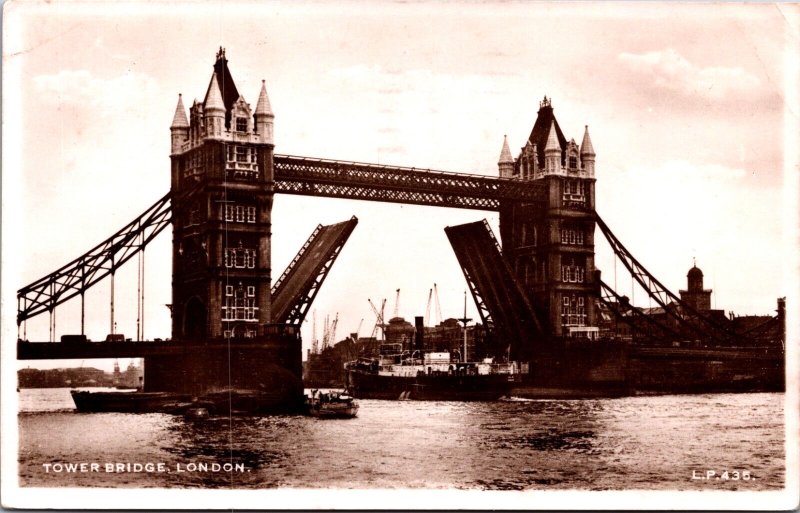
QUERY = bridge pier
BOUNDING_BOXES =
[144,331,303,410]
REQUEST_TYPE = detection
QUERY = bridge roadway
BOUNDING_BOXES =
[273,154,546,210]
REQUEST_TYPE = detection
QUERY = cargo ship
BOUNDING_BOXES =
[345,344,520,401]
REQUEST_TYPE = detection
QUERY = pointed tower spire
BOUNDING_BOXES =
[498,135,513,164]
[497,135,514,178]
[255,80,273,116]
[545,121,560,153]
[171,94,189,128]
[254,79,275,145]
[204,72,225,138]
[544,120,561,174]
[204,72,225,113]
[170,94,189,155]
[580,125,595,156]
[580,124,596,176]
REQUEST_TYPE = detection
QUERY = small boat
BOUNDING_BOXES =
[306,390,359,419]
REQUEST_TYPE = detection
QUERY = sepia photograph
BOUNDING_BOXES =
[2,1,798,510]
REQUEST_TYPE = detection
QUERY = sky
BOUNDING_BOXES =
[3,1,798,372]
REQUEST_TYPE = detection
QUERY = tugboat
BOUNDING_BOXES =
[306,390,359,418]
[345,344,520,401]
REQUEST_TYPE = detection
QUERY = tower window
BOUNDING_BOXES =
[561,258,586,283]
[236,117,248,132]
[225,145,259,180]
[224,244,257,269]
[563,179,586,203]
[224,203,257,223]
[561,294,587,327]
[560,225,585,245]
[222,283,258,322]
[236,146,248,162]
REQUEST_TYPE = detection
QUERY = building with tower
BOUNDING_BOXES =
[679,262,712,312]
[169,47,275,340]
[498,97,598,340]
[145,49,302,403]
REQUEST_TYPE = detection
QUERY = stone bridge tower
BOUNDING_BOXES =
[145,49,300,402]
[498,97,598,339]
[169,48,275,340]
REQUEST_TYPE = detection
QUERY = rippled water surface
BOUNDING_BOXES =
[18,388,784,490]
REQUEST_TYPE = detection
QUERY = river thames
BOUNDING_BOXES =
[17,388,784,490]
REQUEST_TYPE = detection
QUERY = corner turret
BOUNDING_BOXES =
[580,125,595,176]
[204,72,226,139]
[544,121,561,174]
[170,94,189,155]
[254,80,274,145]
[498,135,514,178]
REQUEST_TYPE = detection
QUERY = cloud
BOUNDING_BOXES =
[595,158,782,315]
[33,69,158,112]
[618,48,761,100]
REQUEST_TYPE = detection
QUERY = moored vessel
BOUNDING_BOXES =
[70,390,191,413]
[70,387,300,415]
[345,345,520,401]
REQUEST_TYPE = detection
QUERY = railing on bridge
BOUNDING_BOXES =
[273,154,546,210]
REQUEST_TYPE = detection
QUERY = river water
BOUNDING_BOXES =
[17,388,785,491]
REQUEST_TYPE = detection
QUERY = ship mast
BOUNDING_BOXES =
[457,291,471,363]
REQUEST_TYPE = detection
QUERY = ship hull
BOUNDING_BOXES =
[70,390,191,413]
[346,368,515,401]
[70,389,301,415]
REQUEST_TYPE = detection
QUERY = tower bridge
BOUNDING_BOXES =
[17,49,782,401]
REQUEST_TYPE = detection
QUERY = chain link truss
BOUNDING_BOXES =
[273,154,546,210]
[17,192,173,324]
[595,213,745,344]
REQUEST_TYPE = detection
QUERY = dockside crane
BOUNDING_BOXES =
[433,283,443,325]
[368,298,387,341]
[329,313,339,349]
[311,310,319,355]
[354,318,364,339]
[321,314,330,351]
[424,288,433,326]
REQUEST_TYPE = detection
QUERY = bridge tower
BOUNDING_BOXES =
[145,48,301,400]
[169,47,275,340]
[498,97,598,339]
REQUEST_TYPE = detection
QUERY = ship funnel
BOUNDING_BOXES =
[414,316,425,354]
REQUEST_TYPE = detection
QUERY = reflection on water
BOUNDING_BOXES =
[17,388,784,490]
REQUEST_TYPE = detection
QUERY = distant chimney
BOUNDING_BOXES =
[414,316,425,353]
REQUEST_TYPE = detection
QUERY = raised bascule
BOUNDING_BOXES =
[17,49,784,406]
